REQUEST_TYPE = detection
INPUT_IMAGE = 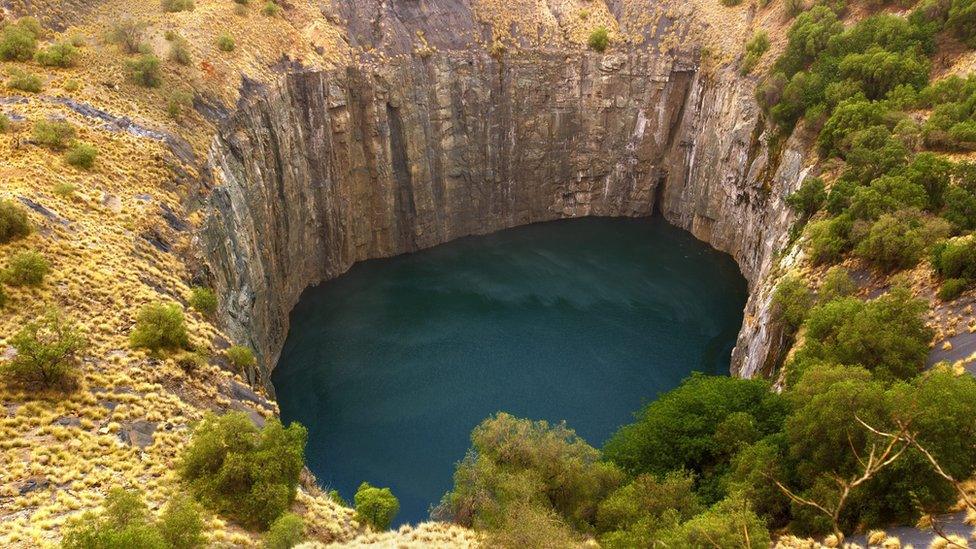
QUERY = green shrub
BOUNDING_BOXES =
[784,0,806,18]
[175,350,208,373]
[4,251,50,286]
[854,210,950,271]
[785,177,826,218]
[596,471,702,545]
[180,412,307,529]
[35,41,79,67]
[937,277,968,301]
[127,54,162,87]
[657,495,769,548]
[188,286,217,315]
[772,274,813,331]
[804,214,853,264]
[947,0,976,47]
[0,113,9,133]
[603,375,786,504]
[216,33,235,52]
[54,182,78,198]
[7,69,42,93]
[0,283,6,308]
[33,119,76,149]
[795,287,932,380]
[108,19,148,53]
[261,1,281,16]
[62,488,205,549]
[130,303,189,351]
[167,89,193,118]
[354,482,400,531]
[225,345,256,371]
[2,309,86,389]
[169,37,192,65]
[162,0,195,12]
[721,0,742,6]
[587,26,610,53]
[0,19,39,61]
[819,266,856,301]
[65,142,97,169]
[931,237,976,279]
[264,513,303,549]
[741,31,770,75]
[63,79,80,92]
[0,200,31,244]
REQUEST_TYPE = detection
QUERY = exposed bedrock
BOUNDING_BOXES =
[200,49,809,389]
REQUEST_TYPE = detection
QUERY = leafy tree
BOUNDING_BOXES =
[854,210,949,271]
[941,185,976,232]
[603,375,786,503]
[905,152,953,208]
[772,274,813,331]
[947,0,976,47]
[2,309,86,389]
[837,47,929,100]
[438,412,623,530]
[931,236,976,279]
[774,6,843,78]
[657,494,770,548]
[587,26,610,53]
[263,513,303,549]
[596,471,702,547]
[817,98,887,158]
[848,176,927,220]
[0,200,31,244]
[794,288,932,381]
[804,214,852,264]
[130,303,189,352]
[937,277,968,301]
[354,483,400,531]
[181,412,307,529]
[842,126,908,185]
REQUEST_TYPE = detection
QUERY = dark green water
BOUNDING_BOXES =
[272,217,747,526]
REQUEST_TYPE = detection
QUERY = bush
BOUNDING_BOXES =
[741,31,770,75]
[54,182,78,198]
[2,309,86,388]
[264,513,303,548]
[947,0,976,47]
[4,251,50,286]
[722,0,743,6]
[786,177,826,218]
[188,286,217,316]
[603,375,787,504]
[658,495,770,548]
[180,412,307,529]
[587,26,610,52]
[0,20,39,61]
[854,210,950,271]
[217,33,236,52]
[169,37,192,65]
[130,303,189,351]
[261,1,282,16]
[35,41,79,67]
[127,54,162,87]
[0,200,31,244]
[804,214,853,264]
[819,266,856,301]
[65,142,97,169]
[937,277,968,301]
[772,274,813,331]
[62,488,205,549]
[0,284,6,309]
[596,471,702,545]
[354,483,400,531]
[162,0,195,12]
[7,69,42,93]
[795,287,932,380]
[0,113,9,133]
[33,119,76,149]
[226,345,256,371]
[931,237,976,279]
[108,19,148,53]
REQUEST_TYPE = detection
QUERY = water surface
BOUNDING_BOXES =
[273,217,747,526]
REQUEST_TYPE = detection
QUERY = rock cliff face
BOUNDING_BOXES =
[200,48,809,388]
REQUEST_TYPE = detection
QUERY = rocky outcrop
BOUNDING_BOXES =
[200,48,809,388]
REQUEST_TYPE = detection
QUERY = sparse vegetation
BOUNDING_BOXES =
[226,345,256,371]
[2,309,86,389]
[4,250,50,286]
[162,0,195,12]
[65,142,98,169]
[587,26,610,53]
[7,68,42,93]
[180,412,307,529]
[741,31,770,75]
[130,303,190,352]
[167,89,193,118]
[355,483,400,531]
[169,37,192,65]
[0,200,31,244]
[108,19,148,54]
[261,1,282,16]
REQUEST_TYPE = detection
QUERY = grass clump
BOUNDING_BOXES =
[263,513,303,548]
[216,33,236,52]
[0,18,40,61]
[130,303,189,352]
[7,68,42,93]
[53,182,78,198]
[162,0,195,12]
[0,200,31,244]
[4,251,50,286]
[937,277,968,301]
[2,309,86,389]
[127,54,162,87]
[188,286,217,316]
[587,26,610,53]
[65,141,97,169]
[33,119,76,149]
[35,41,79,67]
[180,412,307,529]
[61,488,205,549]
[354,482,400,531]
[175,350,208,373]
[226,345,256,371]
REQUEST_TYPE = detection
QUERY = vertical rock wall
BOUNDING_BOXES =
[200,50,809,387]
